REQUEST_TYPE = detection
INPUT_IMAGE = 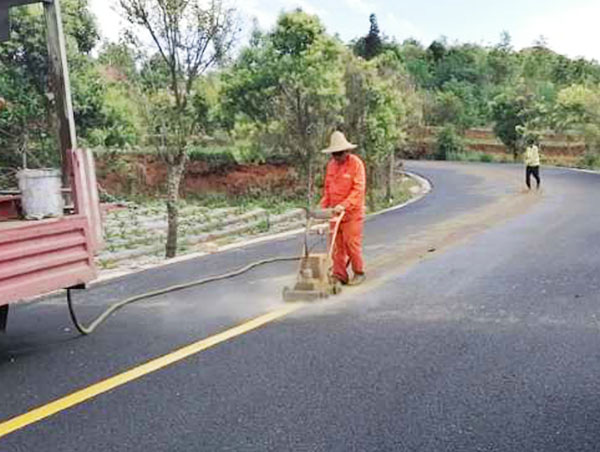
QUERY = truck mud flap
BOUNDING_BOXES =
[0,304,8,332]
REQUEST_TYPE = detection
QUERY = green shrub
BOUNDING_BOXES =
[435,125,465,160]
[446,151,466,161]
[231,140,267,165]
[579,151,600,169]
[446,150,498,163]
[480,153,493,163]
[187,145,237,172]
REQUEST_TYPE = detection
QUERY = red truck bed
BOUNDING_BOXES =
[0,149,103,307]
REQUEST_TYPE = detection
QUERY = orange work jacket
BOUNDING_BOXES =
[320,153,366,220]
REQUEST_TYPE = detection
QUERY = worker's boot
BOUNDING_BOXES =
[334,275,348,285]
[348,272,366,286]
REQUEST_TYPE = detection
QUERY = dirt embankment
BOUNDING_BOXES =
[405,127,586,163]
[96,153,298,197]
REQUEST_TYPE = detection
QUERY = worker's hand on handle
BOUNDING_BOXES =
[333,204,345,215]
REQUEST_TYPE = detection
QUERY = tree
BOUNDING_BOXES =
[220,27,278,130]
[491,88,541,160]
[491,94,524,160]
[92,41,144,148]
[271,11,345,202]
[427,39,446,64]
[118,0,238,258]
[344,52,406,210]
[365,14,382,59]
[436,124,465,160]
[486,33,518,86]
[223,10,345,204]
[425,90,466,128]
[433,44,487,88]
[0,63,48,168]
[98,41,140,82]
[353,13,383,60]
[554,84,600,165]
[0,0,103,169]
[398,39,432,88]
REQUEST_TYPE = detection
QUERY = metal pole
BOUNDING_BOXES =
[43,0,76,188]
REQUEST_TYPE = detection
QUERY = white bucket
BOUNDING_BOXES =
[17,169,64,220]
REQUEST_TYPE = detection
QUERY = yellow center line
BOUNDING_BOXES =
[0,303,302,439]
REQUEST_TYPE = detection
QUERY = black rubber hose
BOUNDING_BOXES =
[67,255,301,335]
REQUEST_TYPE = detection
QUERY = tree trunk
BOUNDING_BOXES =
[165,155,186,258]
[366,161,376,213]
[386,150,395,202]
[306,155,313,207]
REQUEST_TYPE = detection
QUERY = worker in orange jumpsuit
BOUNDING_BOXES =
[320,131,366,286]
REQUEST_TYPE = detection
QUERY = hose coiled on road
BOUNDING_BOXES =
[67,255,301,335]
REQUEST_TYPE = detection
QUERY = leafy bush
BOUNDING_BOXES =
[579,151,600,169]
[436,125,465,160]
[446,150,498,163]
[231,140,267,165]
[187,146,237,172]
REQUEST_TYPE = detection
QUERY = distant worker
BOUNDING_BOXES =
[524,135,541,190]
[320,131,366,286]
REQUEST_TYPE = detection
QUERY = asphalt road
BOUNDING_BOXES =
[1,161,600,451]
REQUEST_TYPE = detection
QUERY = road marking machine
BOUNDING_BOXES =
[283,208,344,302]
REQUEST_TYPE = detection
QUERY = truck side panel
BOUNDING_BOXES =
[0,215,97,306]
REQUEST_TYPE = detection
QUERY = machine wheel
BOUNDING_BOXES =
[332,280,342,295]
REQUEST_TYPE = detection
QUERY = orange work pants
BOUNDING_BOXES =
[331,218,364,283]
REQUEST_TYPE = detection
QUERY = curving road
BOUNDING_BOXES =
[1,161,600,451]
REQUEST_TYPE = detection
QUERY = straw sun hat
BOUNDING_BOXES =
[321,131,357,154]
